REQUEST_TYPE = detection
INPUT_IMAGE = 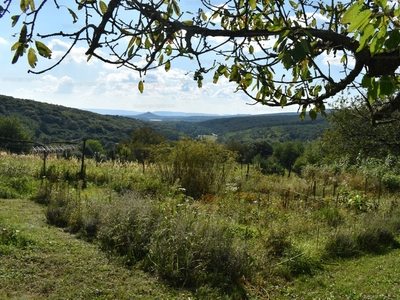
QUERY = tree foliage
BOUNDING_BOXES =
[121,126,167,171]
[321,99,400,162]
[0,117,31,153]
[2,0,400,123]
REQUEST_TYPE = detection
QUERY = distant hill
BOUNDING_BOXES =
[0,95,182,148]
[0,95,329,150]
[164,113,329,143]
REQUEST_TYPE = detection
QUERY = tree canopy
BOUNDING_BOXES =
[2,0,400,122]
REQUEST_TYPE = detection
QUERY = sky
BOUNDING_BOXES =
[0,1,348,116]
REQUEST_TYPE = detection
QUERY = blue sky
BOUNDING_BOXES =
[0,1,348,115]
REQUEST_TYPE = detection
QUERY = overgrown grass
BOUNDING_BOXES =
[1,152,400,298]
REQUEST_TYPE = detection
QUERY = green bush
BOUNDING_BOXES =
[324,232,359,259]
[382,174,400,192]
[146,212,251,295]
[155,139,237,199]
[313,206,344,228]
[97,192,161,265]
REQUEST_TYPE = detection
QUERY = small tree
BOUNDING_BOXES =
[127,127,167,172]
[273,141,305,177]
[0,117,31,153]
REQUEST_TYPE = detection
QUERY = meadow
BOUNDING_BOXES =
[1,151,400,299]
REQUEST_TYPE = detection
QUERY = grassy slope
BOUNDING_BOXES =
[2,199,400,299]
[271,251,400,299]
[0,199,193,300]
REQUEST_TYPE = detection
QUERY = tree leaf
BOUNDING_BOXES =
[249,44,254,54]
[347,10,372,33]
[309,109,317,120]
[244,73,253,87]
[67,8,79,23]
[201,9,207,21]
[172,0,180,16]
[99,0,108,14]
[35,41,52,58]
[138,80,144,93]
[213,71,219,84]
[249,0,256,10]
[27,47,37,68]
[341,1,362,24]
[11,15,20,27]
[165,60,171,72]
[379,75,395,96]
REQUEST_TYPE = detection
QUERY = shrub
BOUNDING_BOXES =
[382,174,400,192]
[146,212,252,295]
[324,232,359,259]
[313,206,344,228]
[154,139,237,199]
[97,192,161,265]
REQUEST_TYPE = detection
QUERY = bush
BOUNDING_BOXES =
[146,212,251,294]
[313,206,344,228]
[324,232,359,259]
[382,174,400,192]
[97,192,161,265]
[154,139,237,199]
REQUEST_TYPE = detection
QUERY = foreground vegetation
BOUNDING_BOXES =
[1,151,400,299]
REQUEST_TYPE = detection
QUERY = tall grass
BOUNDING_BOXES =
[1,152,400,297]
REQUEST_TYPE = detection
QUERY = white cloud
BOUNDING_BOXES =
[321,51,355,67]
[0,37,7,45]
[47,39,97,65]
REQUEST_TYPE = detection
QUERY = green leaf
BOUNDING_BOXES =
[138,80,144,93]
[172,0,180,16]
[347,10,372,33]
[370,24,387,55]
[20,0,27,12]
[67,8,79,23]
[356,23,375,52]
[35,41,52,58]
[217,65,227,75]
[144,38,152,49]
[244,73,253,87]
[361,75,373,88]
[165,60,171,72]
[229,65,240,83]
[309,109,317,120]
[11,15,20,27]
[165,44,172,56]
[11,41,20,51]
[249,45,254,54]
[128,37,136,49]
[289,0,298,9]
[379,75,395,96]
[249,0,256,9]
[341,1,362,24]
[213,71,219,84]
[385,30,400,50]
[201,9,207,21]
[291,43,306,62]
[27,47,37,68]
[99,0,108,14]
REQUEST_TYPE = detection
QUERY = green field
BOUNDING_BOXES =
[1,153,400,299]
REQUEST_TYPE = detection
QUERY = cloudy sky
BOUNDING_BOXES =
[0,1,347,115]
